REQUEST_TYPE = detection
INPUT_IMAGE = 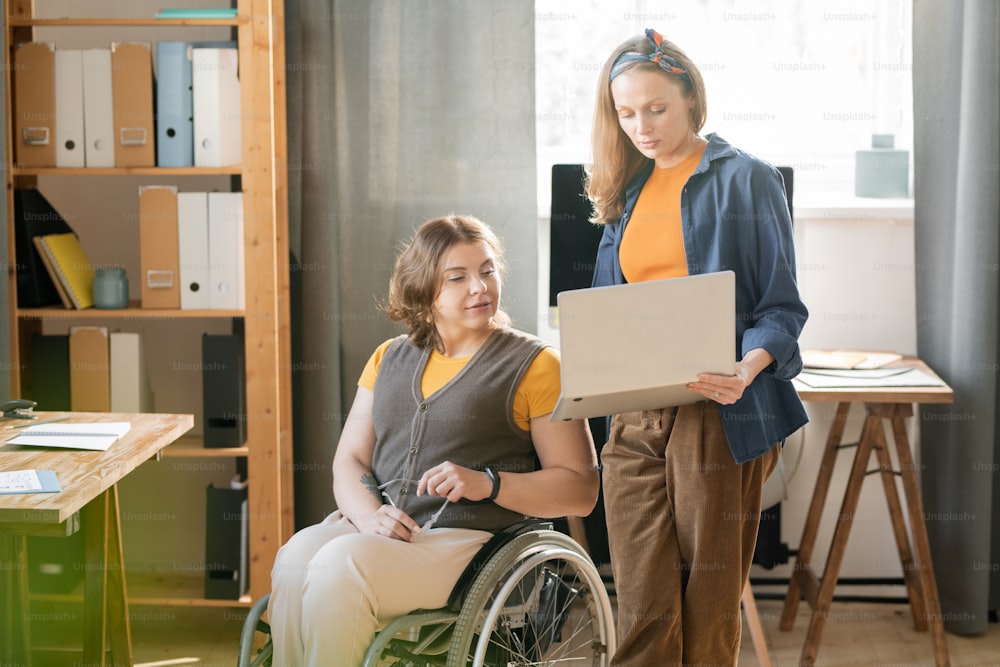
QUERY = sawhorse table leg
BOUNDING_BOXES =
[82,484,134,667]
[779,402,950,667]
[0,533,31,666]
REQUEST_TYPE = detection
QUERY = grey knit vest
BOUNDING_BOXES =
[371,328,549,532]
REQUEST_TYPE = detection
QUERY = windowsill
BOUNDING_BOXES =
[537,194,915,225]
[794,194,914,221]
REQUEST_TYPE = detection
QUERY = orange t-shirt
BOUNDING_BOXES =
[619,144,706,282]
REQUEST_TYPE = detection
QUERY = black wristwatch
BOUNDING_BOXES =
[484,466,501,502]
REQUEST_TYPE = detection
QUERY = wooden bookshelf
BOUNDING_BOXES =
[13,166,243,176]
[2,0,293,606]
[8,18,243,27]
[30,572,254,608]
[17,305,245,320]
[162,434,250,459]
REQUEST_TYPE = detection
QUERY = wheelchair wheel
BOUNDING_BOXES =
[446,529,615,666]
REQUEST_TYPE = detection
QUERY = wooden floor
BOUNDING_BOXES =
[26,592,1000,666]
[739,597,1000,667]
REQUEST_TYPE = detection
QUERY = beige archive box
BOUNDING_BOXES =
[111,42,156,167]
[13,42,57,167]
[138,185,181,308]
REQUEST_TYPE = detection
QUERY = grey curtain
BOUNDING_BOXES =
[913,0,1000,635]
[284,0,538,527]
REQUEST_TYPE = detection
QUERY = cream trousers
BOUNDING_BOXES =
[268,511,491,667]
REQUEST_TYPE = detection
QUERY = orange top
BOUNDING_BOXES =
[620,144,706,282]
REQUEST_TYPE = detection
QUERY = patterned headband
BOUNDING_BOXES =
[609,28,688,82]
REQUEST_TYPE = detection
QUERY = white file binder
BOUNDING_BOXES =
[109,331,154,413]
[54,49,85,168]
[207,192,245,310]
[193,48,242,167]
[177,192,211,309]
[82,49,115,167]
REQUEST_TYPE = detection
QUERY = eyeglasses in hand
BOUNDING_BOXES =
[377,477,450,537]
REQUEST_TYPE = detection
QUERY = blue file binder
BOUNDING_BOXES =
[155,40,236,167]
[156,42,193,167]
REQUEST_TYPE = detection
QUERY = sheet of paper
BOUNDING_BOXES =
[795,368,946,389]
[7,422,131,451]
[798,367,912,380]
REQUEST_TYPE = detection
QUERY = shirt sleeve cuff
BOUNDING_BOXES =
[742,328,802,381]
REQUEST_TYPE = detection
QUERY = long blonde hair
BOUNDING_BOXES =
[383,214,511,351]
[587,33,707,225]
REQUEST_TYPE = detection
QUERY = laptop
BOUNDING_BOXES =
[551,271,736,421]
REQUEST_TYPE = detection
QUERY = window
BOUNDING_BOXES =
[535,0,913,211]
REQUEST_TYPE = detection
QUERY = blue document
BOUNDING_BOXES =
[156,41,236,167]
[0,470,62,494]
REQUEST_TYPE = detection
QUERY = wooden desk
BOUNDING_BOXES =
[0,411,193,667]
[780,358,954,666]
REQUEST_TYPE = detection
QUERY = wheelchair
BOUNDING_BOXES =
[237,519,616,666]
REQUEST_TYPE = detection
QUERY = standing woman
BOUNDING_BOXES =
[587,29,808,666]
[268,214,599,666]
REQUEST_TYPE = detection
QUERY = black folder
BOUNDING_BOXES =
[205,483,249,599]
[27,531,86,594]
[201,333,247,447]
[29,334,71,410]
[14,188,75,308]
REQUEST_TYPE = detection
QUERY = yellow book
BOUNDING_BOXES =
[32,237,72,309]
[32,233,94,309]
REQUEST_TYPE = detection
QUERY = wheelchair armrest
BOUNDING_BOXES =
[446,518,553,612]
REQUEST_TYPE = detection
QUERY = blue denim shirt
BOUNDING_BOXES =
[592,133,808,463]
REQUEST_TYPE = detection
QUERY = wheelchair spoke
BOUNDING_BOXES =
[465,557,609,665]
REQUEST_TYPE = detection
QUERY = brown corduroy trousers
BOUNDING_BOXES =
[602,402,780,667]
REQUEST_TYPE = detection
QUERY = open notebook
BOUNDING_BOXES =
[7,422,131,451]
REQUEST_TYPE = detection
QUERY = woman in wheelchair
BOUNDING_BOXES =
[268,214,600,666]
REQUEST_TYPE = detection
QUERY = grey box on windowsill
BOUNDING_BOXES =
[855,133,909,198]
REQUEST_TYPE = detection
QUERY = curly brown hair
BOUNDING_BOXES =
[383,214,511,351]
